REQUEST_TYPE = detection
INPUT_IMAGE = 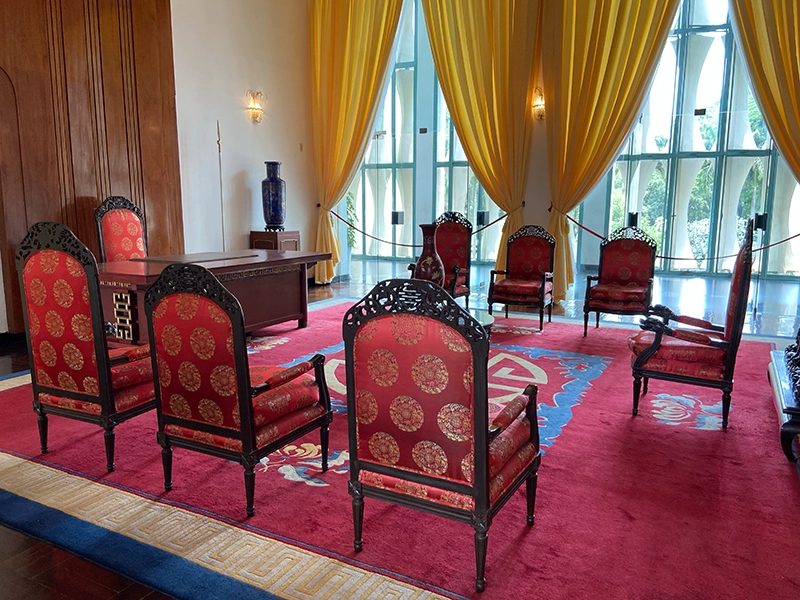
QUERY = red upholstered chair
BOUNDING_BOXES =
[628,220,754,428]
[15,222,155,471]
[95,196,147,262]
[434,211,472,307]
[144,263,333,517]
[487,225,555,330]
[584,226,657,336]
[343,278,541,592]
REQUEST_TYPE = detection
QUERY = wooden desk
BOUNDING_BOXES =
[98,249,331,344]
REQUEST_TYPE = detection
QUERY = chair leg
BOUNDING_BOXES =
[583,311,589,337]
[548,303,552,322]
[352,494,364,552]
[595,312,600,329]
[643,377,649,394]
[539,306,544,331]
[721,389,732,429]
[104,427,115,472]
[320,422,330,472]
[633,374,642,416]
[526,471,538,526]
[487,303,493,316]
[465,295,470,310]
[162,445,173,492]
[505,305,509,319]
[244,465,256,517]
[474,527,488,593]
[37,412,48,454]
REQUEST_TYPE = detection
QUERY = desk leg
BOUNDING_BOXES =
[299,263,309,328]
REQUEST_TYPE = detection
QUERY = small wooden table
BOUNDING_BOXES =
[98,249,331,344]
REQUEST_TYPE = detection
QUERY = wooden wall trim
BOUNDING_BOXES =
[119,0,144,210]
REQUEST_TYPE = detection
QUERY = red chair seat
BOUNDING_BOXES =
[40,379,156,414]
[628,330,726,381]
[110,357,154,390]
[586,299,647,311]
[108,344,151,363]
[443,273,468,289]
[493,278,553,297]
[588,283,648,303]
[249,365,321,426]
[164,403,327,452]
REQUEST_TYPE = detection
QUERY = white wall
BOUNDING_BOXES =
[171,0,317,253]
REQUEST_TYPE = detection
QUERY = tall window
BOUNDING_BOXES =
[574,0,800,278]
[346,0,501,265]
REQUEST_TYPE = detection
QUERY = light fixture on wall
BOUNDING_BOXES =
[246,90,265,123]
[532,87,545,121]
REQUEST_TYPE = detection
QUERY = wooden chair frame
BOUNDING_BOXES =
[343,278,541,592]
[16,222,155,471]
[584,226,657,336]
[434,211,473,306]
[144,263,333,516]
[487,225,555,330]
[631,221,754,428]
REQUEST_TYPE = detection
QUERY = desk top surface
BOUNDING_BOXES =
[98,249,331,281]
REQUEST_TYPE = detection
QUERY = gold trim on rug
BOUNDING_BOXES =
[0,453,445,600]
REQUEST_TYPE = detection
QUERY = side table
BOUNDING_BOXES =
[250,230,301,251]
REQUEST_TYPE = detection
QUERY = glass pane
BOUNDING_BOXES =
[671,158,716,270]
[638,160,669,270]
[476,199,502,263]
[452,126,467,162]
[364,168,393,256]
[690,0,728,27]
[367,87,392,164]
[395,1,415,64]
[716,156,766,271]
[346,178,361,255]
[395,68,415,163]
[451,166,469,214]
[435,167,449,217]
[395,168,414,258]
[680,33,725,152]
[610,164,627,233]
[727,54,770,150]
[766,156,800,275]
[436,85,449,161]
[639,40,678,153]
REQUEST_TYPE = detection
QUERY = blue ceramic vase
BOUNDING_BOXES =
[261,161,286,231]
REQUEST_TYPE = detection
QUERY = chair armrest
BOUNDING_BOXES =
[544,272,554,281]
[108,344,151,366]
[408,261,417,273]
[674,314,724,332]
[250,354,323,397]
[488,385,540,448]
[640,318,728,349]
[489,269,506,278]
[587,275,599,282]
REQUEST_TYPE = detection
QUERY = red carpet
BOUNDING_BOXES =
[1,300,799,599]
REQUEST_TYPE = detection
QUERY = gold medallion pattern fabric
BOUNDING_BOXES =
[352,314,474,482]
[101,209,146,262]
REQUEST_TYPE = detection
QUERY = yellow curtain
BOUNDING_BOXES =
[730,1,800,182]
[542,0,679,301]
[420,0,540,272]
[310,0,403,284]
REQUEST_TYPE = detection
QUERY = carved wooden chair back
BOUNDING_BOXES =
[721,221,754,366]
[16,222,155,471]
[95,196,147,262]
[145,263,332,516]
[434,211,472,298]
[506,225,555,280]
[597,227,657,287]
[342,278,541,591]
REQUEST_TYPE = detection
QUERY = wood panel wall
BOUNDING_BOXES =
[0,0,184,333]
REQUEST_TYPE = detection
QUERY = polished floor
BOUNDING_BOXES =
[1,263,798,599]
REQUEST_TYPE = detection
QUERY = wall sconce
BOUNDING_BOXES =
[246,90,265,123]
[532,87,545,121]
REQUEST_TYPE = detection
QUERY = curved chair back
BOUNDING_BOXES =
[598,227,657,287]
[506,225,555,280]
[723,220,753,366]
[434,211,472,291]
[95,196,147,262]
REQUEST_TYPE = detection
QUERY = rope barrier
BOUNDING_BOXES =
[323,206,509,249]
[555,207,800,261]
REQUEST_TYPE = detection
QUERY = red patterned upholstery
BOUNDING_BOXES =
[584,228,656,336]
[145,263,332,516]
[100,209,146,262]
[628,221,754,428]
[487,225,555,330]
[431,212,472,306]
[343,279,541,592]
[16,222,156,472]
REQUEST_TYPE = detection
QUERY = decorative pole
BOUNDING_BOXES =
[217,119,227,252]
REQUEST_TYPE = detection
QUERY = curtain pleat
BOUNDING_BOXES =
[420,0,541,272]
[310,0,403,284]
[542,0,679,301]
[730,0,800,182]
